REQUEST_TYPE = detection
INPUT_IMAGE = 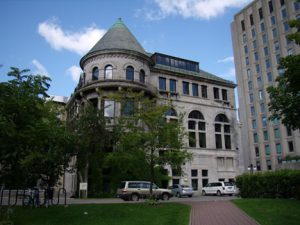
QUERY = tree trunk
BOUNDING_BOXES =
[150,148,154,199]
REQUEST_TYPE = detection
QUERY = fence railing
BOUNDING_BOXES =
[0,188,66,207]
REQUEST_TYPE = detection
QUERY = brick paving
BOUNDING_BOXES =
[186,201,260,225]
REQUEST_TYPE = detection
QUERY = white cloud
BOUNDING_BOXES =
[217,56,234,63]
[32,59,50,77]
[38,19,106,55]
[144,0,252,20]
[221,67,236,82]
[66,65,82,82]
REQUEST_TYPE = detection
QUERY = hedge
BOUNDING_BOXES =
[236,170,300,199]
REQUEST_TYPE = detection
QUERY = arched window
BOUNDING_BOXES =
[139,69,145,83]
[92,67,99,80]
[126,66,134,81]
[214,114,231,149]
[166,108,177,117]
[104,65,113,79]
[188,110,206,148]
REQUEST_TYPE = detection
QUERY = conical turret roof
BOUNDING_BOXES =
[87,18,146,55]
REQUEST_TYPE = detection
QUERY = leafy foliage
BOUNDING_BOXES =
[0,67,74,188]
[235,170,300,199]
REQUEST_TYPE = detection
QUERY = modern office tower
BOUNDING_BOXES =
[67,18,241,194]
[231,0,300,171]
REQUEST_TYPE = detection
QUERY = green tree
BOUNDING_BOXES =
[0,67,74,188]
[267,11,300,130]
[69,103,113,197]
[109,91,192,196]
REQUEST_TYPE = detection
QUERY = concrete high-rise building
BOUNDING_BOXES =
[231,0,300,171]
[67,18,241,195]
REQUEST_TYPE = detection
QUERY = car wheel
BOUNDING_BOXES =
[162,193,169,200]
[188,195,192,198]
[217,190,222,196]
[131,194,139,201]
[202,190,206,196]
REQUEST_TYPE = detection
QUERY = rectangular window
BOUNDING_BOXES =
[215,124,221,132]
[255,147,260,157]
[225,135,231,149]
[189,132,196,147]
[253,40,257,49]
[252,120,257,129]
[244,45,248,54]
[191,169,198,177]
[288,48,293,55]
[271,15,276,25]
[267,72,273,82]
[222,89,228,101]
[265,145,270,155]
[295,1,300,11]
[213,87,220,99]
[188,120,196,130]
[250,93,254,103]
[243,34,247,43]
[260,103,265,113]
[276,143,282,154]
[272,28,277,38]
[281,8,287,19]
[251,106,256,116]
[199,133,206,148]
[247,69,251,78]
[262,116,267,127]
[257,76,262,86]
[260,22,265,32]
[269,1,273,13]
[280,0,285,6]
[201,85,208,98]
[265,59,271,69]
[215,134,222,149]
[170,79,177,92]
[263,130,269,141]
[266,159,272,170]
[159,77,166,90]
[274,128,281,139]
[192,179,198,191]
[256,161,261,171]
[286,126,292,136]
[276,54,281,64]
[103,100,115,117]
[182,81,189,95]
[199,122,206,131]
[259,8,263,20]
[192,83,199,96]
[274,41,280,51]
[202,170,208,177]
[246,57,249,65]
[288,141,294,152]
[241,20,245,31]
[251,28,256,38]
[250,14,254,26]
[262,34,267,44]
[253,133,258,143]
[122,100,134,116]
[264,47,269,56]
[256,64,260,73]
[283,21,289,32]
[259,90,264,100]
[254,52,259,61]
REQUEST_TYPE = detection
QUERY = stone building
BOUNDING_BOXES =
[231,0,300,172]
[67,18,241,194]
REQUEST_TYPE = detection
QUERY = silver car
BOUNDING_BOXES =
[169,184,193,198]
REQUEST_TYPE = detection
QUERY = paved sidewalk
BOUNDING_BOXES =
[186,201,260,225]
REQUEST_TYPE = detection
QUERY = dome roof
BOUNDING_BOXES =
[87,18,146,55]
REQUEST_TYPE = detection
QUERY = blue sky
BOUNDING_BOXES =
[0,0,252,97]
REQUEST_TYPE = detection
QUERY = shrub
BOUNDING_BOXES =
[236,170,300,199]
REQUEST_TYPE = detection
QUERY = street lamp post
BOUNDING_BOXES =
[247,163,257,174]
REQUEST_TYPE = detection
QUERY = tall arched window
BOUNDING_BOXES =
[104,65,113,79]
[92,67,99,80]
[126,66,134,81]
[139,69,145,83]
[188,110,206,148]
[215,114,231,149]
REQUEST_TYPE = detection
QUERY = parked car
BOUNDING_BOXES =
[116,181,173,201]
[202,182,236,196]
[169,184,193,198]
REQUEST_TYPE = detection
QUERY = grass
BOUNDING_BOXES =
[233,198,300,225]
[9,203,190,225]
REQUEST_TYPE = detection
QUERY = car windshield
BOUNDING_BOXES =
[224,182,233,186]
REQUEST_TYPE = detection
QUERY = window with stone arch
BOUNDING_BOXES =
[92,67,99,80]
[104,65,113,79]
[165,108,178,123]
[214,114,231,150]
[126,66,134,81]
[188,110,206,148]
[139,69,145,83]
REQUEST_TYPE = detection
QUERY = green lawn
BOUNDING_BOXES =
[9,203,190,225]
[233,199,300,225]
